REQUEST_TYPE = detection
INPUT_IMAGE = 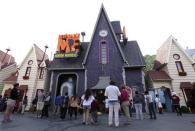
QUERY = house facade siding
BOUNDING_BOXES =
[17,48,38,109]
[152,81,172,90]
[17,46,48,109]
[86,9,124,88]
[125,68,144,92]
[167,42,195,106]
[0,64,17,94]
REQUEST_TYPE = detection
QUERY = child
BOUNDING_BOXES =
[155,94,163,114]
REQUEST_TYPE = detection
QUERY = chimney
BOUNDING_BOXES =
[122,26,128,44]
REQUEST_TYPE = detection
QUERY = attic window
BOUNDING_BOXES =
[175,61,187,76]
[39,67,44,79]
[99,41,109,64]
[23,67,31,80]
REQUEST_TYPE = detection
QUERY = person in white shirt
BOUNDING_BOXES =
[36,90,44,118]
[81,89,94,125]
[155,94,163,114]
[41,92,51,118]
[145,91,156,119]
[105,80,121,127]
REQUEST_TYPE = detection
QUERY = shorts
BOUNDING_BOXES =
[37,102,44,110]
[83,105,91,109]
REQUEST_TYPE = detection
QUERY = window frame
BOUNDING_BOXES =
[99,40,109,64]
[175,61,187,76]
[39,67,44,79]
[23,67,31,80]
[25,67,31,77]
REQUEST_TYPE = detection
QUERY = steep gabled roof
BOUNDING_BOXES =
[147,70,172,81]
[83,4,127,65]
[33,44,49,65]
[0,50,15,69]
[156,35,195,65]
[3,71,18,83]
[18,44,49,68]
[121,41,145,67]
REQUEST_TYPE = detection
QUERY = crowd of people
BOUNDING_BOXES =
[1,81,195,126]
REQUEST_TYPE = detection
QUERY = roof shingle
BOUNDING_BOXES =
[147,70,172,81]
[121,41,145,67]
[0,50,15,69]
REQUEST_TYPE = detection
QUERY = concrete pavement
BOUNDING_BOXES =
[0,112,195,131]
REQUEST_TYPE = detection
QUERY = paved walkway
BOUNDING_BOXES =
[0,112,195,131]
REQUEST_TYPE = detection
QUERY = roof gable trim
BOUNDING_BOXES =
[82,4,128,65]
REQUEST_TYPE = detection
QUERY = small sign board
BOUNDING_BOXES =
[54,53,78,58]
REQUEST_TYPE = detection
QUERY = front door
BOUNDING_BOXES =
[56,74,77,97]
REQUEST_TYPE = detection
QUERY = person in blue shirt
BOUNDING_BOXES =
[54,95,61,116]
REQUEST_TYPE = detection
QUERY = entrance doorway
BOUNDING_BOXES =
[56,74,77,97]
[154,87,172,112]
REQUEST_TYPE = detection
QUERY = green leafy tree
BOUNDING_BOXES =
[144,55,156,72]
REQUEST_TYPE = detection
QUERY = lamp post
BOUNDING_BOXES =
[2,48,11,63]
[41,45,48,62]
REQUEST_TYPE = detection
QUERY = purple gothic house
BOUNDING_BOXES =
[46,5,145,104]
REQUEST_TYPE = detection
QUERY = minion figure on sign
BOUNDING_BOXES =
[55,34,80,58]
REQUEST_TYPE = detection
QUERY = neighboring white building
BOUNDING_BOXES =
[2,71,18,97]
[0,50,17,94]
[185,48,195,69]
[153,35,195,107]
[17,44,49,109]
[186,48,195,61]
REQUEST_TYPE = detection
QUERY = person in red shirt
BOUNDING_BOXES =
[91,98,98,124]
[120,85,131,125]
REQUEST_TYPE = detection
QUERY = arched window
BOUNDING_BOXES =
[175,61,187,76]
[99,41,109,64]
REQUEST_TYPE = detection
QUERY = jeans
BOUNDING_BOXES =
[60,106,68,119]
[41,104,49,118]
[91,111,98,123]
[21,105,26,114]
[108,101,120,126]
[173,105,182,116]
[134,103,143,120]
[149,103,156,119]
[69,107,78,119]
[54,105,60,115]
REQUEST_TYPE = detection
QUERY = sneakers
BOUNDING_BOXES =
[108,124,119,128]
[1,119,12,124]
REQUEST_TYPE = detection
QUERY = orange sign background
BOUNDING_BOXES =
[57,34,80,53]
